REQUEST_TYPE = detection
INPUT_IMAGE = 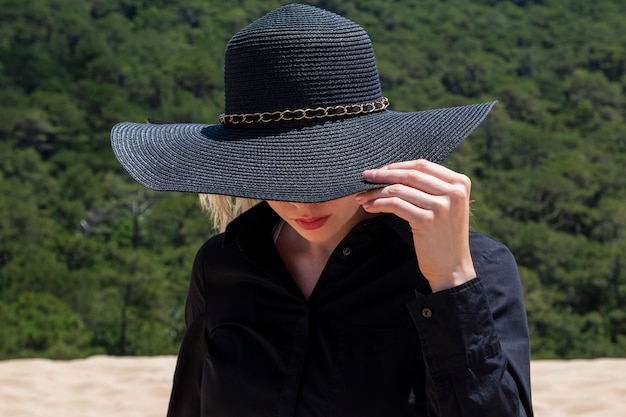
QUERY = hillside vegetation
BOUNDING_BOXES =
[1,0,625,359]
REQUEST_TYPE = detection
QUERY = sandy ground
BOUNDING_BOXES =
[0,356,625,416]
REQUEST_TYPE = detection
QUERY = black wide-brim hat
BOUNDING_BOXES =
[111,3,496,203]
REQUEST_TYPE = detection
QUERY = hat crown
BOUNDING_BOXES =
[224,4,382,115]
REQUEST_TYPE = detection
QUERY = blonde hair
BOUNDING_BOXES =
[198,194,261,233]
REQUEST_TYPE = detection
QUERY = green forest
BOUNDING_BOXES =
[0,0,624,360]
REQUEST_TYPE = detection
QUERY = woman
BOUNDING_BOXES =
[111,4,533,416]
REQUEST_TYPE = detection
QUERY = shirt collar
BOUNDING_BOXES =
[223,201,279,246]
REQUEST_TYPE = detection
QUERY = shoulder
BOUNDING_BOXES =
[192,233,240,273]
[196,233,228,257]
[469,231,515,262]
[469,231,519,279]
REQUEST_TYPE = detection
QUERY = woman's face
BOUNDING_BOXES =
[267,194,373,245]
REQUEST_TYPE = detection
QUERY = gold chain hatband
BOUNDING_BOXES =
[219,97,389,125]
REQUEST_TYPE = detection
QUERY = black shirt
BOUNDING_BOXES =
[167,202,533,417]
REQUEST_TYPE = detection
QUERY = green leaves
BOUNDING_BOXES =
[0,292,96,359]
[0,0,625,359]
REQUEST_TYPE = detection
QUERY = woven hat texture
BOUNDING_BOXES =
[111,3,496,202]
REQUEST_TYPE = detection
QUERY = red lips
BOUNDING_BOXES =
[295,215,330,230]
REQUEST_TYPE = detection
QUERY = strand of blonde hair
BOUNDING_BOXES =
[198,194,261,233]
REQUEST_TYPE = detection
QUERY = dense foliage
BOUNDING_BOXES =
[0,0,624,360]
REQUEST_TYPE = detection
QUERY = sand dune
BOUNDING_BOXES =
[0,356,174,417]
[530,359,626,417]
[1,356,625,416]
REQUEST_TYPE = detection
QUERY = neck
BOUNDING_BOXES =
[273,223,334,299]
[278,222,338,259]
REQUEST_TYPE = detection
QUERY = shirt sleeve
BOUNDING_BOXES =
[166,243,209,417]
[407,235,533,417]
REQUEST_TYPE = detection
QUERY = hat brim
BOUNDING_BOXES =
[110,101,496,202]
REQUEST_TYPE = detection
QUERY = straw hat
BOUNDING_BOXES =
[111,3,496,202]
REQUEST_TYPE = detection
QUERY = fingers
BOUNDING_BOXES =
[357,183,432,211]
[364,159,469,187]
[356,159,471,234]
[356,185,436,223]
[360,160,471,208]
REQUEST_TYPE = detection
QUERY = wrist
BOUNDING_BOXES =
[426,265,477,293]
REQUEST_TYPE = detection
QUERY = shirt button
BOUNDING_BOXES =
[421,308,433,318]
[342,247,352,256]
